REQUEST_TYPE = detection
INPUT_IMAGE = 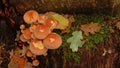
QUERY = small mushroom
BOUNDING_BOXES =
[10,55,27,68]
[45,18,59,30]
[18,56,27,68]
[23,10,39,24]
[29,39,48,55]
[43,33,62,49]
[26,50,33,57]
[33,25,51,39]
[32,59,40,66]
[21,29,24,33]
[29,24,37,32]
[31,34,36,40]
[38,14,48,24]
[22,28,32,40]
[19,34,28,42]
[43,52,47,56]
[20,24,25,30]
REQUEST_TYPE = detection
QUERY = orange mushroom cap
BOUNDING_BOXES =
[10,55,27,68]
[20,24,25,30]
[29,39,48,55]
[18,56,27,68]
[31,34,37,40]
[26,50,33,57]
[23,10,39,24]
[38,14,48,24]
[29,24,37,32]
[43,33,62,49]
[32,59,40,66]
[19,34,28,42]
[33,25,51,39]
[22,28,32,40]
[45,18,59,30]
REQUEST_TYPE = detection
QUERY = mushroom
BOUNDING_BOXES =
[26,50,33,57]
[29,39,48,55]
[38,14,48,24]
[29,24,37,32]
[27,40,32,44]
[45,18,59,30]
[21,29,24,33]
[23,10,39,24]
[33,25,51,39]
[18,56,27,68]
[10,55,27,68]
[43,52,47,56]
[20,24,25,30]
[32,59,40,66]
[31,34,37,40]
[22,28,32,40]
[43,33,62,49]
[19,34,28,42]
[31,54,36,60]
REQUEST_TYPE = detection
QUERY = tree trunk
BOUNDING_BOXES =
[9,0,120,15]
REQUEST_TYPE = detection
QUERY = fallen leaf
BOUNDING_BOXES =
[62,15,75,33]
[67,31,83,52]
[51,13,69,29]
[80,22,101,36]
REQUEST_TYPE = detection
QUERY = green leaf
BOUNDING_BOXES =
[67,31,83,52]
[51,13,69,29]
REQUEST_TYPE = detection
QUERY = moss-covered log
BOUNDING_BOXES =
[0,0,120,68]
[8,0,120,15]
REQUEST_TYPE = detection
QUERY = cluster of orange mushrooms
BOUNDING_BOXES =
[19,10,64,66]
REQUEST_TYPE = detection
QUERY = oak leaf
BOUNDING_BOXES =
[80,22,101,36]
[67,31,83,52]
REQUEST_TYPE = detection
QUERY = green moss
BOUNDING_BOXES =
[90,15,103,24]
[63,49,81,63]
[85,26,109,49]
[58,14,112,63]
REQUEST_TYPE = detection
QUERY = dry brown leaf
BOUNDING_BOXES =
[80,22,101,36]
[116,22,120,30]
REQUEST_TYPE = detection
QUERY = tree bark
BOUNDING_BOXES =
[9,0,120,15]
